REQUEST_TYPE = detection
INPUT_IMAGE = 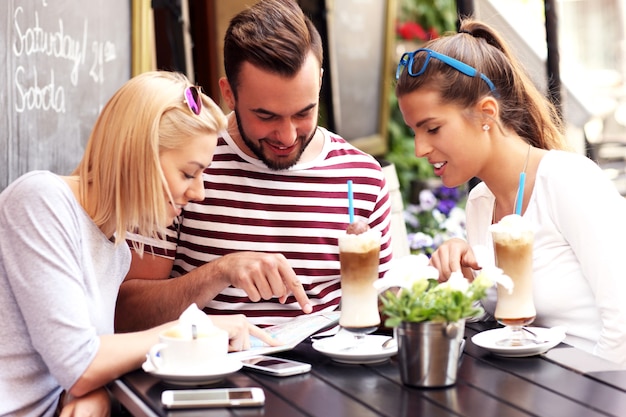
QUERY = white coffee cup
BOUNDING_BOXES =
[148,325,228,372]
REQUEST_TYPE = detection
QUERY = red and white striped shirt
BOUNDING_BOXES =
[147,127,393,326]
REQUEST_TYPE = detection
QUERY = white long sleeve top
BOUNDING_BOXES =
[467,150,626,365]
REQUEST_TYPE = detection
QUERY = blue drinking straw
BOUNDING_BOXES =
[347,180,354,223]
[515,172,526,215]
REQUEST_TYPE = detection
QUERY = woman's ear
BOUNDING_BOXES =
[477,96,498,123]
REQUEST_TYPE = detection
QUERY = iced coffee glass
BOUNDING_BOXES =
[338,228,382,339]
[489,214,536,346]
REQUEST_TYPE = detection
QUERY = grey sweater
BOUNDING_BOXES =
[0,171,130,416]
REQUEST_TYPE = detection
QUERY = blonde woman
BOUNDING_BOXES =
[0,71,275,416]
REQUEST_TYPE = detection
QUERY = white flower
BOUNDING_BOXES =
[448,206,466,223]
[409,232,434,250]
[438,271,470,292]
[374,254,439,292]
[431,208,445,224]
[419,189,437,211]
[403,211,420,229]
[471,245,514,293]
[478,265,514,293]
[432,233,446,248]
[441,207,466,236]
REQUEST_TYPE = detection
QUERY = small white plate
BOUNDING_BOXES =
[471,327,566,358]
[312,332,397,364]
[142,357,242,386]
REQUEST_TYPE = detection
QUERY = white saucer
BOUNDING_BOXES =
[142,357,242,386]
[471,327,566,358]
[312,333,397,364]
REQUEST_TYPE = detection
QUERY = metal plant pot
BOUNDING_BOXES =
[396,319,465,388]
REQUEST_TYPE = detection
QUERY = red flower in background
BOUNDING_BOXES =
[397,21,427,41]
[427,27,439,40]
[397,21,440,42]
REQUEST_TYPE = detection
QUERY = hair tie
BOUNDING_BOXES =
[459,29,472,36]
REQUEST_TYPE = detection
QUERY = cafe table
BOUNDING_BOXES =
[109,321,626,416]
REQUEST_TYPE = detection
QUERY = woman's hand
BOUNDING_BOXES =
[58,387,110,417]
[429,238,480,282]
[211,314,282,352]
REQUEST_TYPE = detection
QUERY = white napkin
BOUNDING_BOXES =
[177,303,217,339]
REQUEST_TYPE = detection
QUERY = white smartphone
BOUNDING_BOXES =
[161,387,265,409]
[241,355,311,377]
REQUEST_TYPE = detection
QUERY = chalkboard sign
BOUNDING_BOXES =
[0,0,131,191]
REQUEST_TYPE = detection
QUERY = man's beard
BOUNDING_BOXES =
[234,110,316,171]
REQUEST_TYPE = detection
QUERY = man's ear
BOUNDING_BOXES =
[218,77,235,110]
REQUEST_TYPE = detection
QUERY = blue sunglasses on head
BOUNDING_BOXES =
[396,48,497,94]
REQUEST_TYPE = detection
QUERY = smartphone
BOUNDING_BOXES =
[161,387,265,409]
[241,355,311,377]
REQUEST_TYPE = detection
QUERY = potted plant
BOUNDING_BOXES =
[374,254,512,388]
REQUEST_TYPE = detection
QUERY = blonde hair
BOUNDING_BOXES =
[73,71,227,253]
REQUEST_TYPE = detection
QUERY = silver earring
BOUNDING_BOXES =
[482,124,490,131]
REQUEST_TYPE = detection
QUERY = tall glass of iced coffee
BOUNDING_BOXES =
[489,214,536,346]
[338,223,381,337]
